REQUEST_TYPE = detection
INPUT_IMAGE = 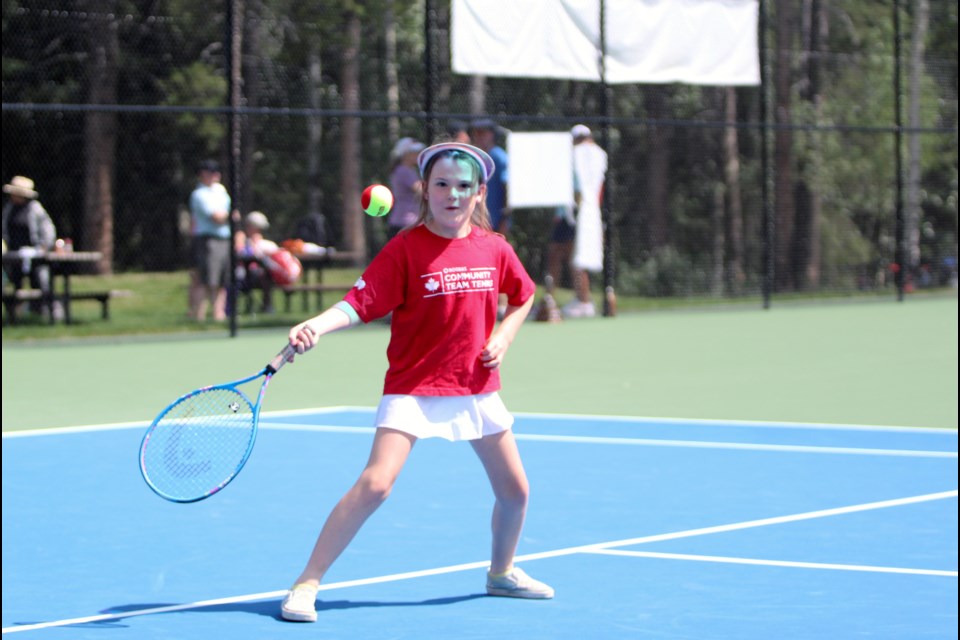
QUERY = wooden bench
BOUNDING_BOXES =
[2,289,49,324]
[234,249,363,315]
[69,290,131,320]
[2,289,130,324]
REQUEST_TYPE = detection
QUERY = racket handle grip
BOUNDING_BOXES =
[267,343,298,374]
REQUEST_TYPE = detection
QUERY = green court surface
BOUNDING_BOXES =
[2,296,957,432]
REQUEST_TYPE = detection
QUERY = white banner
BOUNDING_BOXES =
[452,0,760,86]
[506,132,574,208]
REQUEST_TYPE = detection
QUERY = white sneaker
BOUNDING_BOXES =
[562,300,595,318]
[280,583,319,622]
[486,567,555,599]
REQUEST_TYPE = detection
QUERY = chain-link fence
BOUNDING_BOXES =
[3,1,957,303]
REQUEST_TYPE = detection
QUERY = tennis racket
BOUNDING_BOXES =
[139,343,296,503]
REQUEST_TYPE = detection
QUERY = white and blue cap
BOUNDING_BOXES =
[571,124,591,139]
[392,137,426,159]
[417,142,495,183]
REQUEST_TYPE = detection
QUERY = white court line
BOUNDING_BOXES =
[3,406,957,438]
[260,423,376,434]
[586,549,958,577]
[18,415,938,459]
[268,407,958,435]
[255,423,957,459]
[513,490,959,563]
[513,433,958,458]
[0,561,492,635]
[514,411,959,435]
[7,420,954,461]
[0,406,365,438]
[3,489,955,635]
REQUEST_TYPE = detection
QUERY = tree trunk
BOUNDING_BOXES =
[906,0,929,274]
[307,44,324,219]
[340,11,365,259]
[240,0,261,214]
[644,86,671,249]
[469,75,486,117]
[723,87,745,295]
[807,0,824,289]
[82,1,118,275]
[710,181,725,296]
[384,0,400,143]
[773,0,797,291]
[794,0,825,290]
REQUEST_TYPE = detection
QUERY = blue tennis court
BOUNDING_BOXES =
[2,408,957,639]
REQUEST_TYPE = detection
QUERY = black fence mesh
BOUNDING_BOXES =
[3,1,957,303]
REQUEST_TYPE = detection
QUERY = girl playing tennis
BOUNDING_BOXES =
[280,141,553,623]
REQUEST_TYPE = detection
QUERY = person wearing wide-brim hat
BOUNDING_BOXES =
[2,176,58,313]
[3,175,40,200]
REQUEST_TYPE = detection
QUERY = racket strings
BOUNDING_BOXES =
[141,387,257,501]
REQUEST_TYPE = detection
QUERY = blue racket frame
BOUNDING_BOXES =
[139,345,295,503]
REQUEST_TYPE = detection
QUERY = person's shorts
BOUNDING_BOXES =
[374,392,514,442]
[551,218,576,243]
[192,236,231,288]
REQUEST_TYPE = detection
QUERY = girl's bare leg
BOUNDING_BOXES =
[470,429,529,574]
[292,428,416,586]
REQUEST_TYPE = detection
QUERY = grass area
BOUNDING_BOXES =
[4,294,957,431]
[2,267,955,341]
[1,268,364,340]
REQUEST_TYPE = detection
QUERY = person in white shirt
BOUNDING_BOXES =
[562,125,608,318]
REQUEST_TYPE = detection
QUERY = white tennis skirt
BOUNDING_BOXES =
[374,392,514,442]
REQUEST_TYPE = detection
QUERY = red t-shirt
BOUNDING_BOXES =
[344,225,535,396]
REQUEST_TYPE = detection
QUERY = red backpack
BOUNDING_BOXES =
[268,249,303,286]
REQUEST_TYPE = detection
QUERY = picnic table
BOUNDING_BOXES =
[2,249,122,325]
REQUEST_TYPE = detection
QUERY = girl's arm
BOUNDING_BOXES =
[480,295,534,369]
[288,301,359,354]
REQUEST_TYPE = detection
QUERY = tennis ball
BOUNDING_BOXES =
[361,184,394,217]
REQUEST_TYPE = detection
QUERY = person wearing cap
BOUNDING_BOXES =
[387,137,426,238]
[468,118,511,234]
[2,176,57,313]
[278,141,553,624]
[469,118,513,317]
[188,160,232,321]
[558,125,607,318]
[234,211,280,314]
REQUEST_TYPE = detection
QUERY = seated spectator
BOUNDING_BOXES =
[2,176,57,314]
[235,211,302,313]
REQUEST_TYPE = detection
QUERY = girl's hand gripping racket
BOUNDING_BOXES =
[139,344,296,503]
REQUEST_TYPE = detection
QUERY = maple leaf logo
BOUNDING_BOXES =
[425,278,440,292]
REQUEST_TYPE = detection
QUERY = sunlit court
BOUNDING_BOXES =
[3,300,958,639]
[3,407,956,639]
